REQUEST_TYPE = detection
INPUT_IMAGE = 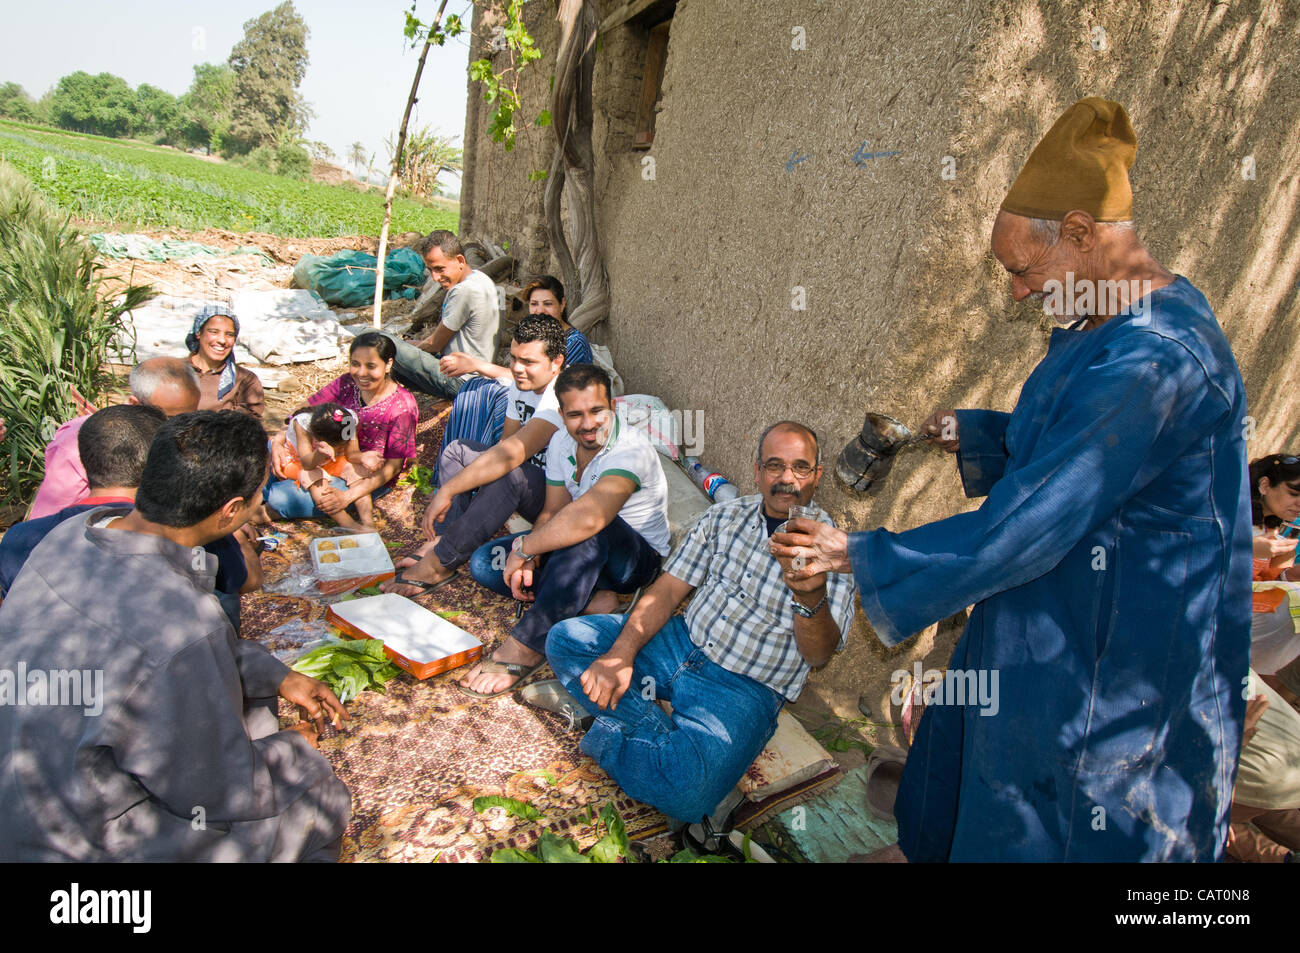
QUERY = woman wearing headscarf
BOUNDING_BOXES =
[186,304,265,419]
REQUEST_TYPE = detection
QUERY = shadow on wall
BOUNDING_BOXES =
[889,0,1300,541]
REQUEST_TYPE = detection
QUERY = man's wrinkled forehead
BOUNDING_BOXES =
[759,427,818,465]
[990,212,1038,273]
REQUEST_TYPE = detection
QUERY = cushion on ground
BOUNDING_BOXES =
[739,709,839,803]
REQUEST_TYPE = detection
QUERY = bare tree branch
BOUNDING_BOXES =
[373,0,450,328]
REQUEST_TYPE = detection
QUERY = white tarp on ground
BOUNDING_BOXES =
[120,291,354,367]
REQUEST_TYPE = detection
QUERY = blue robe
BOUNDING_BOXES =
[849,277,1252,861]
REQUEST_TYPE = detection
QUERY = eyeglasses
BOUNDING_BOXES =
[760,460,816,478]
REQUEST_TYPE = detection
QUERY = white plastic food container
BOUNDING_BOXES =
[326,593,483,678]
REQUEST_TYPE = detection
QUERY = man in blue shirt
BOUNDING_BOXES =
[773,98,1252,861]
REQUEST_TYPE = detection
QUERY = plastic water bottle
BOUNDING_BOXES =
[686,457,739,502]
[685,457,712,493]
[711,480,739,502]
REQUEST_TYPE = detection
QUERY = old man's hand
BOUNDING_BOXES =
[770,517,851,579]
[580,653,635,711]
[920,408,960,452]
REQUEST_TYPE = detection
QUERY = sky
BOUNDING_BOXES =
[0,0,473,184]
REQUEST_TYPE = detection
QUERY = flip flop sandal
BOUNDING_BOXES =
[457,656,547,700]
[387,569,458,595]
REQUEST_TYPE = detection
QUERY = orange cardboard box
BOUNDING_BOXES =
[325,592,482,680]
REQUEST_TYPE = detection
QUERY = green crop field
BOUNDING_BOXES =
[0,120,459,238]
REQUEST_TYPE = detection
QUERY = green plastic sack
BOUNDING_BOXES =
[291,248,427,308]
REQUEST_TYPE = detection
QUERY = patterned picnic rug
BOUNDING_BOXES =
[241,398,669,862]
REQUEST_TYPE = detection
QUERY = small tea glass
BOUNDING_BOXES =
[779,504,816,534]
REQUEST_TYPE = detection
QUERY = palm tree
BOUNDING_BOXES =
[348,140,366,177]
[386,126,463,198]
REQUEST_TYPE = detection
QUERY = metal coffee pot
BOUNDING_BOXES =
[835,412,931,495]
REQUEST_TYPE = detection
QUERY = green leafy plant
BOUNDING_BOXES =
[398,463,436,495]
[468,0,542,151]
[486,801,633,863]
[667,847,733,863]
[479,798,757,863]
[811,714,899,753]
[290,637,400,703]
[0,120,457,237]
[473,795,543,821]
[586,803,630,862]
[0,160,150,508]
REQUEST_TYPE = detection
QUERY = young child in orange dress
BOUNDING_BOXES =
[269,403,383,531]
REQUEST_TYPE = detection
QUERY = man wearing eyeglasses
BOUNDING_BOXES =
[532,421,857,830]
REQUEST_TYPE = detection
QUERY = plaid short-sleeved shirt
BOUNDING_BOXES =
[664,494,857,700]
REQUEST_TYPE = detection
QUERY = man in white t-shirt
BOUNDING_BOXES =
[381,230,501,401]
[457,363,670,699]
[382,316,567,597]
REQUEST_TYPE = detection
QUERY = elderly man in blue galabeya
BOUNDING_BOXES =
[773,97,1252,862]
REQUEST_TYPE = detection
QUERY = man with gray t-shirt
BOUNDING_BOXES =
[382,230,501,401]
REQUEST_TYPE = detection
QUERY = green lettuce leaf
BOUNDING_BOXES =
[472,795,543,821]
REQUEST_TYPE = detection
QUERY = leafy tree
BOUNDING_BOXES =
[386,125,462,197]
[237,145,278,174]
[49,71,139,138]
[134,84,180,141]
[276,141,312,179]
[369,0,462,323]
[179,63,235,153]
[0,82,41,123]
[226,1,312,155]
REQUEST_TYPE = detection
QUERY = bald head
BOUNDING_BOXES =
[129,357,201,416]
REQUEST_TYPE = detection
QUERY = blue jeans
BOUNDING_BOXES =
[379,331,464,402]
[468,517,662,653]
[545,614,784,824]
[264,478,390,519]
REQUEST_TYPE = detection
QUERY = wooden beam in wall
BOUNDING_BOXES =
[633,20,671,149]
[601,0,675,33]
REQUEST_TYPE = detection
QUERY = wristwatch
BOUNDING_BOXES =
[512,535,538,563]
[791,592,828,618]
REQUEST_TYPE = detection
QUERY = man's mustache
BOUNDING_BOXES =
[772,482,800,495]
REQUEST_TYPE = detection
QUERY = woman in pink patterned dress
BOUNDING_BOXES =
[263,332,418,522]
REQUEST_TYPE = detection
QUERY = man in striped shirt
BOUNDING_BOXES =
[539,422,857,825]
